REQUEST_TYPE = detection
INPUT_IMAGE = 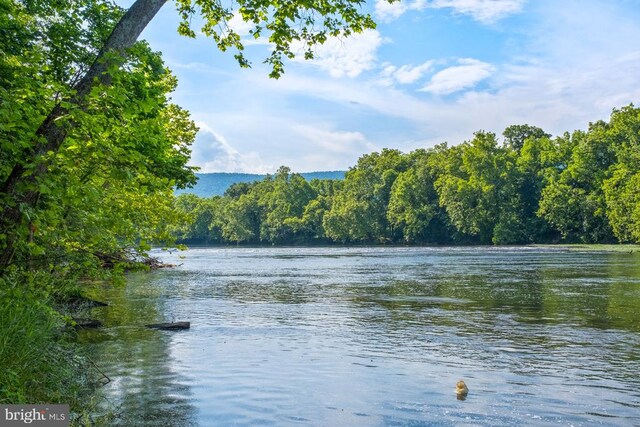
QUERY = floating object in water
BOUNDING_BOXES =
[456,380,469,400]
[145,321,190,330]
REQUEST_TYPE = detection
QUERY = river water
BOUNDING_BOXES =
[79,247,640,426]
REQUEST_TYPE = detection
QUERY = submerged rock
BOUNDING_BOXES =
[145,321,191,330]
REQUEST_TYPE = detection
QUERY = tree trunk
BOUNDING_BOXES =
[0,0,168,270]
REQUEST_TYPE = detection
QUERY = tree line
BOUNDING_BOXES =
[173,106,640,246]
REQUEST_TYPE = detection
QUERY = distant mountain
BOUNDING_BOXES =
[176,171,346,198]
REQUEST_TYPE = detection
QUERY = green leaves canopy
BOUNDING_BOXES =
[175,0,377,77]
[1,0,197,275]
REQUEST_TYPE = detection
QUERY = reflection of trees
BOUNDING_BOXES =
[346,251,640,339]
[77,272,196,426]
[339,251,640,381]
[72,248,640,425]
[532,253,640,332]
[606,253,640,332]
[303,247,637,390]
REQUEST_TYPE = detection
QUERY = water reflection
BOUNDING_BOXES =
[80,247,640,426]
[78,276,196,426]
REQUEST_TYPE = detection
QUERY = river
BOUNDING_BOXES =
[79,246,640,426]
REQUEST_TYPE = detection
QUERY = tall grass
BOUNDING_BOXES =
[0,270,92,408]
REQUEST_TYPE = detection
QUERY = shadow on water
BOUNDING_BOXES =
[77,274,197,427]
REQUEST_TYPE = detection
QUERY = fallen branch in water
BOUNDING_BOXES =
[145,321,190,330]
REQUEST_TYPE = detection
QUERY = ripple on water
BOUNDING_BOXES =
[83,247,640,426]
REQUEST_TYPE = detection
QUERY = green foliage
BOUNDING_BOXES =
[324,149,408,243]
[387,150,448,243]
[222,192,262,243]
[603,167,640,242]
[169,193,216,243]
[601,105,640,242]
[1,1,197,274]
[173,106,640,247]
[503,124,550,151]
[2,1,637,414]
[0,271,92,406]
[0,0,197,409]
[176,171,345,197]
[174,0,378,78]
[259,167,317,243]
[537,121,620,242]
[435,131,516,243]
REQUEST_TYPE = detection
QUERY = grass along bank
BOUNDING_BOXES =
[0,270,113,424]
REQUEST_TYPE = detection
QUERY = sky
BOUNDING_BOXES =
[117,0,640,173]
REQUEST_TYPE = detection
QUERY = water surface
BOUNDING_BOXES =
[80,247,640,426]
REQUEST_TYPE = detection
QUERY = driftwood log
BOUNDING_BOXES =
[145,321,190,330]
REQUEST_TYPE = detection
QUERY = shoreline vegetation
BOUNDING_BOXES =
[1,0,638,423]
[172,106,640,248]
[165,243,640,251]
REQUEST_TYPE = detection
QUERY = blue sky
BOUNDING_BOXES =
[117,0,640,173]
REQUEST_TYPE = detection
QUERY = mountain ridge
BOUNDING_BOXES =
[176,171,346,198]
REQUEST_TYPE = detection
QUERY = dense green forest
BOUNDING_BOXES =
[173,106,640,246]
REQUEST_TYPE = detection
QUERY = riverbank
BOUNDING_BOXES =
[533,244,640,252]
[0,273,94,412]
[0,261,161,425]
[175,242,640,253]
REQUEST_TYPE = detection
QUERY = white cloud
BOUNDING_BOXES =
[292,125,377,154]
[292,30,385,78]
[291,125,380,170]
[430,0,526,23]
[380,61,435,85]
[375,0,525,23]
[227,11,254,37]
[169,61,210,70]
[421,58,495,94]
[255,72,435,123]
[190,111,379,172]
[227,11,273,46]
[189,123,273,173]
[191,0,640,172]
[375,1,410,22]
[164,0,640,173]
